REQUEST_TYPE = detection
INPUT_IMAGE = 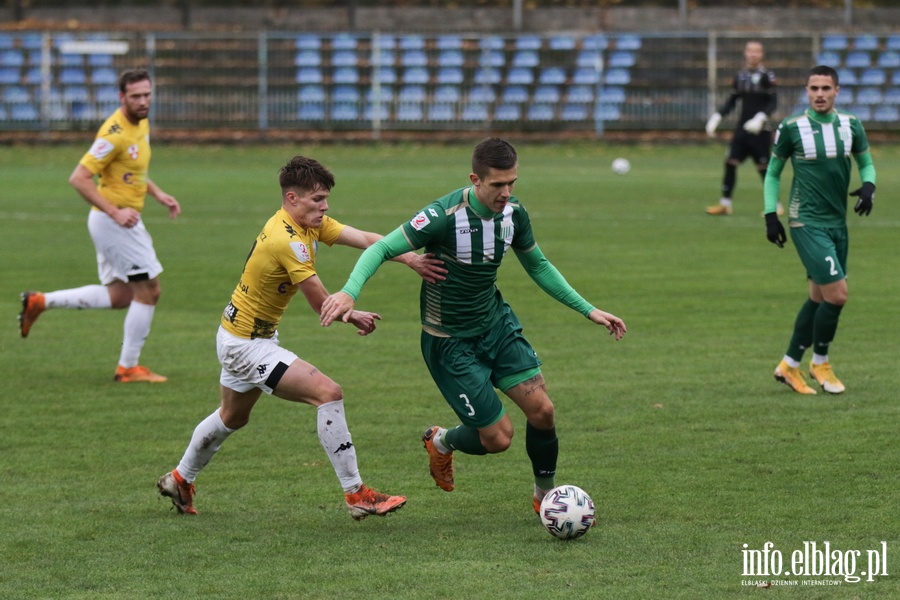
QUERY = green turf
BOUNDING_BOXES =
[1,142,897,599]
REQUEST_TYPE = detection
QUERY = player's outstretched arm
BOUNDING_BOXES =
[588,308,627,341]
[320,291,357,327]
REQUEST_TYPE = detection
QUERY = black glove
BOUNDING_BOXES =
[850,182,875,216]
[765,212,786,248]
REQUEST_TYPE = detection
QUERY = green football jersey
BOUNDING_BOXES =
[400,186,536,338]
[772,108,869,227]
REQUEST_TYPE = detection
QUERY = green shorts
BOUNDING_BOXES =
[789,224,848,285]
[420,305,542,429]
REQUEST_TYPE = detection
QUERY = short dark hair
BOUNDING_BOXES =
[118,68,151,93]
[472,137,517,179]
[808,65,839,86]
[279,155,335,194]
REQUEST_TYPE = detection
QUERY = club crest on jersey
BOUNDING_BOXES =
[410,211,431,231]
[290,241,311,262]
[88,138,115,160]
[128,144,139,160]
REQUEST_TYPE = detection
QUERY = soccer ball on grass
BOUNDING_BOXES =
[611,157,631,175]
[539,484,596,540]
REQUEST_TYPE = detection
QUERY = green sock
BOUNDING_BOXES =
[786,298,819,362]
[812,301,843,357]
[526,422,558,491]
[443,425,488,455]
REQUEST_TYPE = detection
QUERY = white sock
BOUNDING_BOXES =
[783,355,801,368]
[720,198,733,208]
[317,400,362,493]
[811,353,828,365]
[176,409,235,483]
[45,285,112,309]
[119,301,154,368]
[432,427,450,454]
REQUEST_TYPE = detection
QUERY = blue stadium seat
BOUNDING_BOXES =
[398,85,426,102]
[853,35,878,51]
[884,87,900,104]
[836,68,858,85]
[888,34,900,51]
[1,49,24,67]
[461,104,489,121]
[371,34,395,51]
[844,51,871,69]
[506,67,533,85]
[576,50,602,69]
[604,68,631,85]
[63,85,89,103]
[294,50,321,67]
[549,35,576,51]
[434,85,461,103]
[572,67,601,85]
[332,50,358,67]
[60,67,87,85]
[494,104,521,121]
[438,49,464,68]
[0,67,20,84]
[296,67,323,84]
[561,103,589,121]
[71,103,97,120]
[88,53,114,67]
[566,85,594,103]
[533,85,561,103]
[467,86,496,103]
[26,50,41,65]
[501,85,529,103]
[370,49,395,67]
[298,85,326,103]
[437,67,463,85]
[59,53,84,67]
[296,34,321,50]
[0,33,13,49]
[399,35,425,50]
[822,34,848,51]
[480,36,504,51]
[516,35,542,50]
[474,68,501,85]
[614,34,642,50]
[427,103,455,122]
[527,104,555,121]
[333,67,359,84]
[401,49,427,67]
[3,85,30,103]
[599,86,627,103]
[367,86,394,103]
[836,89,854,105]
[539,67,566,85]
[332,85,360,103]
[437,35,463,50]
[873,106,899,122]
[860,68,886,86]
[364,103,390,121]
[608,51,636,68]
[24,67,42,84]
[512,50,539,68]
[372,67,397,85]
[402,67,429,84]
[0,106,7,120]
[396,103,424,121]
[480,50,504,67]
[21,33,42,50]
[331,34,357,51]
[816,51,841,66]
[855,87,883,105]
[91,67,117,85]
[848,105,871,120]
[582,34,608,51]
[11,103,38,121]
[877,51,900,68]
[595,103,621,121]
[893,71,900,86]
[331,103,359,120]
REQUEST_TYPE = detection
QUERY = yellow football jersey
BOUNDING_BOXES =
[221,209,346,339]
[78,108,152,212]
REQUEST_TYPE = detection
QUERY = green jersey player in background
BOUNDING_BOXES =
[764,65,877,395]
[320,137,626,514]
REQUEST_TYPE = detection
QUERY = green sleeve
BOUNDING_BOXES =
[764,156,786,215]
[340,227,413,300]
[514,245,596,318]
[854,151,876,185]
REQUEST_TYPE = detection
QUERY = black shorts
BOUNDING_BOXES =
[728,129,772,165]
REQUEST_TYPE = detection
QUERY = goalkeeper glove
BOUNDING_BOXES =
[765,212,786,248]
[850,182,875,216]
[705,112,722,137]
[743,112,767,134]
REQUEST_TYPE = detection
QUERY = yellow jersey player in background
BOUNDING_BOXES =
[18,68,180,383]
[157,155,446,518]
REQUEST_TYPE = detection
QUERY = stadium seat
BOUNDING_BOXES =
[893,71,900,86]
[26,50,41,66]
[332,85,360,103]
[860,68,886,86]
[364,103,390,122]
[0,33,13,49]
[461,104,489,121]
[3,85,30,103]
[1,49,24,67]
[853,35,878,51]
[549,35,576,51]
[371,34,395,51]
[467,85,496,103]
[21,33,42,50]
[836,89,854,105]
[401,49,427,67]
[298,85,326,103]
[91,67,117,85]
[296,67,323,84]
[0,67,20,84]
[11,103,38,121]
[70,102,97,120]
[572,67,601,85]
[396,103,424,121]
[566,85,594,103]
[888,34,900,51]
[836,68,858,85]
[494,103,521,121]
[63,85,90,103]
[436,67,463,85]
[480,50,504,67]
[614,34,642,50]
[604,68,631,85]
[576,50,602,69]
[582,34,608,51]
[884,87,900,104]
[848,105,871,120]
[331,34,357,51]
[608,51,636,68]
[533,85,561,103]
[512,50,539,68]
[873,106,899,122]
[844,51,871,69]
[427,103,455,122]
[60,67,87,85]
[398,85,426,103]
[372,67,397,85]
[88,53,114,67]
[561,103,589,121]
[401,67,429,84]
[331,103,359,121]
[822,34,848,51]
[0,106,7,120]
[370,49,395,67]
[59,53,84,67]
[24,67,42,84]
[816,51,841,66]
[506,67,533,85]
[515,35,542,51]
[434,85,461,103]
[595,103,621,121]
[538,67,566,85]
[474,67,501,85]
[296,34,321,50]
[436,35,463,50]
[877,51,900,69]
[438,49,464,68]
[480,36,505,51]
[855,87,883,105]
[333,67,359,84]
[332,50,358,67]
[599,86,627,103]
[501,85,529,103]
[367,85,394,103]
[527,104,555,121]
[399,35,425,50]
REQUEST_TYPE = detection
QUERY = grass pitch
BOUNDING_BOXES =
[1,141,898,599]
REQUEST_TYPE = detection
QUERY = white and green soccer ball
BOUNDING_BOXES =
[539,484,596,540]
[611,157,631,175]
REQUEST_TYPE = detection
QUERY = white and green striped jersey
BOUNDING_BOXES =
[772,108,869,227]
[400,186,536,338]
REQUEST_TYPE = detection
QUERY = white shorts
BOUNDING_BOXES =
[87,209,163,285]
[216,326,298,394]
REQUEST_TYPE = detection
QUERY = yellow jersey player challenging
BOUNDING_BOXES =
[157,155,446,518]
[18,68,180,383]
